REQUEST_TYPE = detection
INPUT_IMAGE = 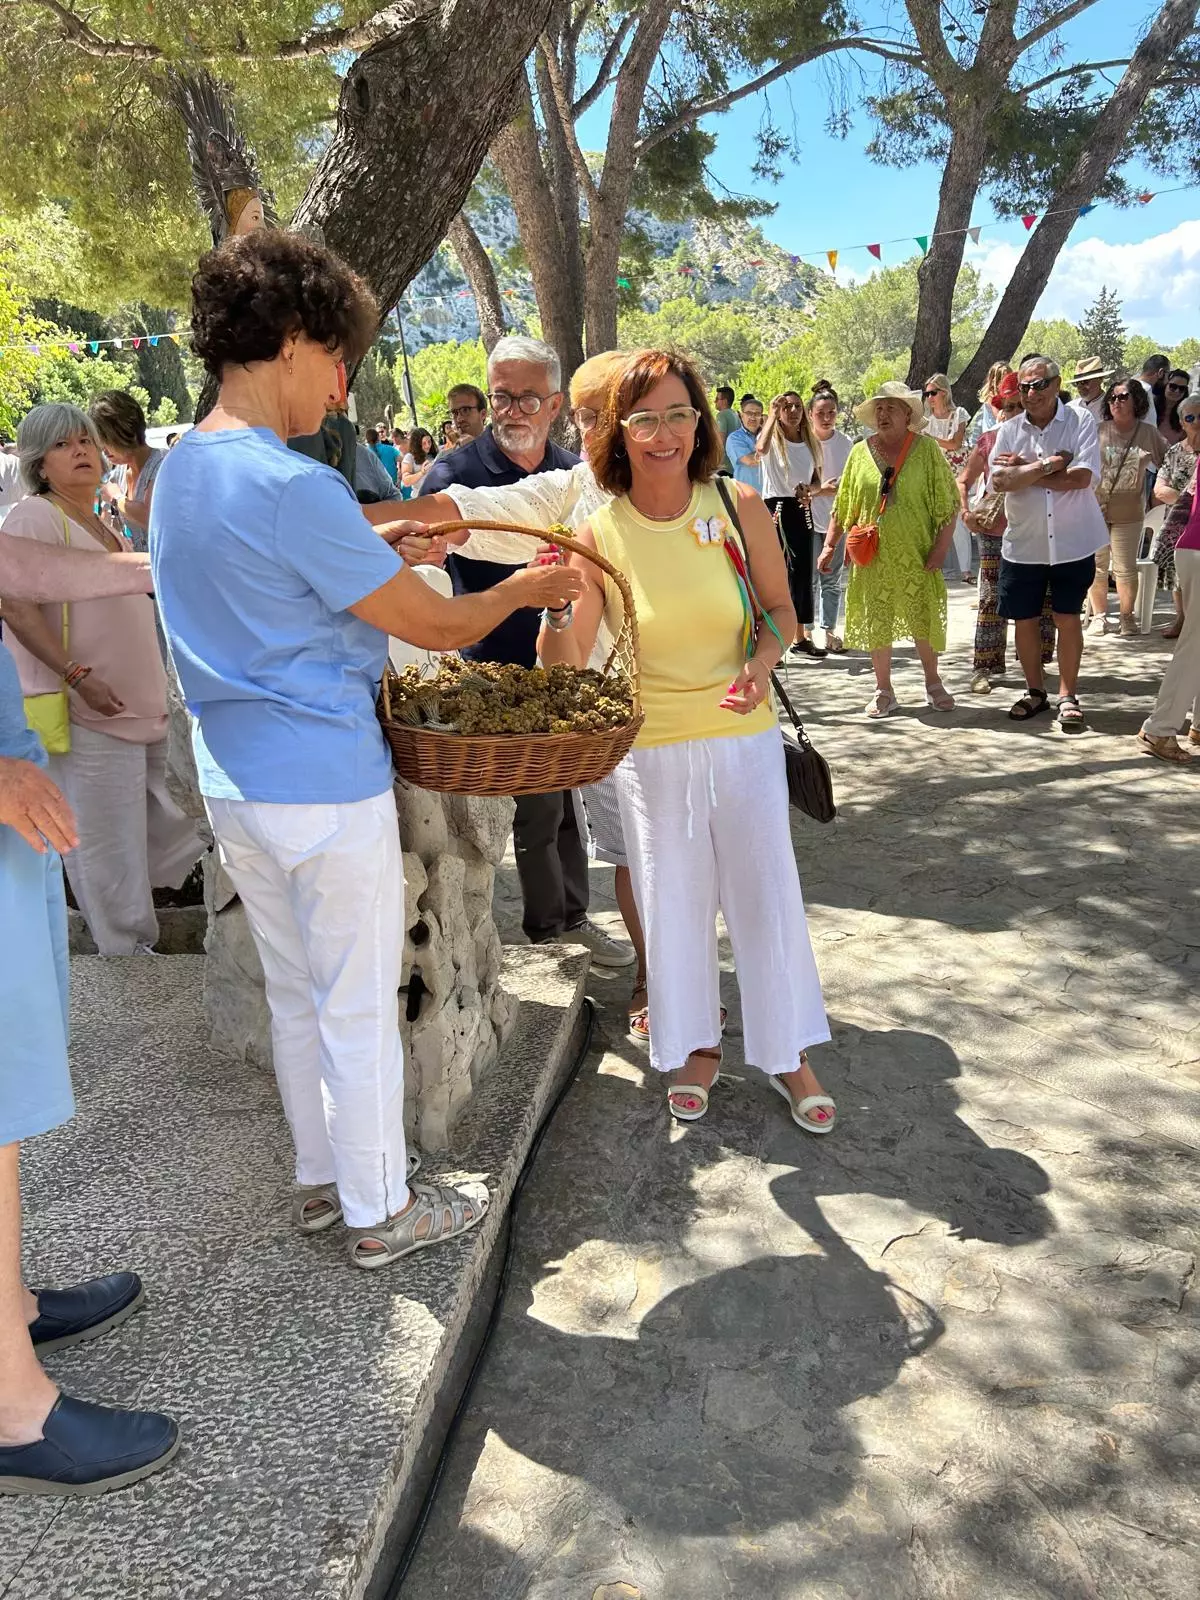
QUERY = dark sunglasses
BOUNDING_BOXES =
[1018,377,1053,394]
[1167,382,1189,393]
[922,388,941,398]
[1108,390,1133,402]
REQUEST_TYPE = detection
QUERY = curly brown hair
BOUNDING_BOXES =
[190,231,378,378]
[588,347,725,497]
[1102,380,1151,422]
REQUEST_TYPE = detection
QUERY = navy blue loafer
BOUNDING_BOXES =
[0,1394,179,1496]
[29,1272,145,1355]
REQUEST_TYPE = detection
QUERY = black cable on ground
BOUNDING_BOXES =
[384,994,598,1598]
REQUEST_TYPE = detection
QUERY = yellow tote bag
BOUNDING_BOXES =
[22,507,72,755]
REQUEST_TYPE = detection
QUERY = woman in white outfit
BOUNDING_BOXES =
[149,230,582,1267]
[2,404,203,954]
[923,373,974,581]
[537,347,834,1132]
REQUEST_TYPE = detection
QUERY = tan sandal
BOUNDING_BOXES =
[769,1055,837,1135]
[865,688,898,719]
[293,1152,422,1234]
[348,1178,489,1270]
[667,1047,721,1123]
[1138,730,1194,764]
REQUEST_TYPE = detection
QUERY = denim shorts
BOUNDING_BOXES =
[0,829,74,1145]
[997,554,1096,621]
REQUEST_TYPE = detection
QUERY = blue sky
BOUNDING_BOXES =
[576,0,1199,343]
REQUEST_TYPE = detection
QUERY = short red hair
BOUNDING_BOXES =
[587,347,725,497]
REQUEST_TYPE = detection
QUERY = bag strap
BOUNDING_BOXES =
[876,428,916,518]
[713,476,809,738]
[713,476,788,655]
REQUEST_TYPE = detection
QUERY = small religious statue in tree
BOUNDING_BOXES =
[168,68,276,245]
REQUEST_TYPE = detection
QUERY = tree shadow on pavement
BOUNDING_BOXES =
[396,1018,1058,1600]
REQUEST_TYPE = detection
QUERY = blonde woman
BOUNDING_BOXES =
[923,373,974,581]
[967,362,1013,449]
[756,390,826,656]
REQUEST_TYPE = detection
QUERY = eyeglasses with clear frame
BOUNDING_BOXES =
[572,406,598,431]
[620,405,700,442]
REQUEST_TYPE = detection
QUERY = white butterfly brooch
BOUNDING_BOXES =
[691,514,728,548]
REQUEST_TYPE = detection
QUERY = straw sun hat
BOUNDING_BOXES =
[1070,355,1115,384]
[854,380,926,432]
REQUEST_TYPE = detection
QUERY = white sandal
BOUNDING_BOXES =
[769,1058,837,1135]
[866,688,898,718]
[667,1047,721,1122]
[292,1151,422,1234]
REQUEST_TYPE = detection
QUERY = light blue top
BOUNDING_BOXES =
[150,427,403,804]
[725,426,763,490]
[0,640,44,766]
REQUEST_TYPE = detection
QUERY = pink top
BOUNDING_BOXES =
[1,496,168,744]
[1175,465,1200,552]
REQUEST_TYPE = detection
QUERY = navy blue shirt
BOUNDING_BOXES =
[420,428,580,666]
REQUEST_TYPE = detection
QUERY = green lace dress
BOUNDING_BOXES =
[833,434,959,653]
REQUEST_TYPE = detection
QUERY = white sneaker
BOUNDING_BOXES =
[566,918,637,971]
[1085,615,1108,637]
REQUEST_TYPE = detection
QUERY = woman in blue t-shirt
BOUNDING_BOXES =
[151,230,581,1270]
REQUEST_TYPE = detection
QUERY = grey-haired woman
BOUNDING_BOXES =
[0,404,203,954]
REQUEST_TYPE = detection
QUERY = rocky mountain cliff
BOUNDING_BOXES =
[401,178,823,348]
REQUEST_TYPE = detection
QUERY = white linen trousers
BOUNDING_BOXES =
[206,790,409,1229]
[616,725,830,1074]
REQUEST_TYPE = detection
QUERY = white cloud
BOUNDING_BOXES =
[966,220,1200,342]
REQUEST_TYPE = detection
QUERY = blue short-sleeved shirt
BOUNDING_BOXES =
[0,640,44,766]
[372,441,400,483]
[725,426,763,491]
[150,428,403,804]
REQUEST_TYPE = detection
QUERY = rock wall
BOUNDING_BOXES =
[202,781,518,1152]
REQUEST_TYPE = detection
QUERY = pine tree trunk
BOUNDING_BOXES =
[491,77,586,379]
[292,0,556,316]
[906,101,992,386]
[447,213,508,352]
[955,0,1199,405]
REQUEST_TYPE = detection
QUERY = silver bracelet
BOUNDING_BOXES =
[542,603,574,631]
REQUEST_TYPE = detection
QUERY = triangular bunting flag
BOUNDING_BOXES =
[915,236,929,255]
[170,333,180,344]
[68,342,80,354]
[1078,204,1096,216]
[88,341,99,354]
[29,344,39,356]
[132,337,142,349]
[967,226,981,245]
[826,250,838,272]
[1138,192,1154,204]
[112,338,122,349]
[747,258,765,266]
[150,335,159,347]
[1021,214,1037,230]
[867,243,882,261]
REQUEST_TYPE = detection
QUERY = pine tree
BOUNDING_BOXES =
[1076,287,1128,373]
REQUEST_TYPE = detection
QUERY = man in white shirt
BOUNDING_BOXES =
[989,356,1108,732]
[1067,356,1111,422]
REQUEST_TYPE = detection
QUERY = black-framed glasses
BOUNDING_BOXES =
[922,388,941,398]
[1018,377,1053,394]
[1108,390,1133,403]
[449,402,483,417]
[488,390,556,416]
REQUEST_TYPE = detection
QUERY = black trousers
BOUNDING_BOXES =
[513,789,590,942]
[765,495,816,626]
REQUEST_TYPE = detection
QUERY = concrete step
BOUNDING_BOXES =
[11,947,589,1600]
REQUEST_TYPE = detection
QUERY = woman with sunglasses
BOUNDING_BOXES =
[1158,370,1193,446]
[755,390,826,656]
[1151,392,1200,638]
[922,374,974,582]
[536,348,835,1135]
[819,381,959,718]
[1086,381,1166,637]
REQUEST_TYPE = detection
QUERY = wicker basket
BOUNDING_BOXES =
[379,519,642,797]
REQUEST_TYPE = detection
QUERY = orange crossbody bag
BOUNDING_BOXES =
[845,431,916,567]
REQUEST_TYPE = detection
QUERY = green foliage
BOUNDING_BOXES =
[1123,334,1166,374]
[618,297,763,386]
[732,337,818,407]
[1169,337,1200,373]
[1018,318,1084,379]
[353,347,402,429]
[0,272,45,436]
[1076,287,1127,373]
[405,339,488,426]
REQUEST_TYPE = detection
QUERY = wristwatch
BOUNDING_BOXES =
[1041,456,1056,477]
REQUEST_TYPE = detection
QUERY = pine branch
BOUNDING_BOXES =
[539,34,598,207]
[1014,0,1104,56]
[572,13,637,116]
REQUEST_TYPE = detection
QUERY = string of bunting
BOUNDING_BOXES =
[0,330,189,357]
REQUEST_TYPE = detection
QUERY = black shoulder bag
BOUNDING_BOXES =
[713,478,837,824]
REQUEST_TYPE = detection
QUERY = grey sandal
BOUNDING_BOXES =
[293,1152,422,1235]
[348,1179,490,1270]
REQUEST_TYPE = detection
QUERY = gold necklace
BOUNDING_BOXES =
[636,488,695,523]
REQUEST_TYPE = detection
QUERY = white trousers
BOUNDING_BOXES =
[49,726,203,955]
[207,790,408,1228]
[616,726,830,1075]
[1144,547,1200,736]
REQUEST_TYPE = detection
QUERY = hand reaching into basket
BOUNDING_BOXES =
[501,558,586,614]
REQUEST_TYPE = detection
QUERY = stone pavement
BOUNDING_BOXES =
[400,587,1199,1600]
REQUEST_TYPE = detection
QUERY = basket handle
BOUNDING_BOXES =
[420,518,641,711]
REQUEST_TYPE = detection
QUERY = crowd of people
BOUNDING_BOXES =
[1,224,1197,1497]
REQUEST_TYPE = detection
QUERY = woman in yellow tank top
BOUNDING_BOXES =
[538,349,835,1132]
